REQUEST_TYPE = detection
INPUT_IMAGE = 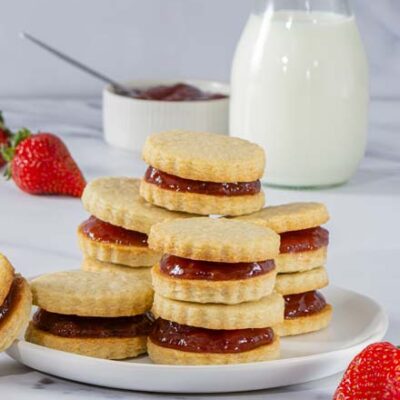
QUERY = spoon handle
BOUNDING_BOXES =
[20,32,130,94]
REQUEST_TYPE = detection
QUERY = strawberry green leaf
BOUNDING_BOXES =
[10,128,31,148]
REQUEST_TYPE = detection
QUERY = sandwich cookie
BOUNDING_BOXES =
[79,177,192,267]
[0,254,32,352]
[26,270,154,359]
[274,266,331,335]
[235,202,330,273]
[140,131,266,216]
[149,217,280,304]
[81,257,151,281]
[275,291,333,337]
[148,292,283,365]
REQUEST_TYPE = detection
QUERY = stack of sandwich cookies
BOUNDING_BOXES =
[140,131,266,216]
[147,218,284,365]
[236,203,332,336]
[26,270,154,359]
[78,177,193,275]
[0,254,32,352]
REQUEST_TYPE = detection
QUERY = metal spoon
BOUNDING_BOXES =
[19,32,137,96]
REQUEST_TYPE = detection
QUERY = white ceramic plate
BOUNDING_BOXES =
[7,286,387,393]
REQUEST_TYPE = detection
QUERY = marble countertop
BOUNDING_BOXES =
[0,97,399,399]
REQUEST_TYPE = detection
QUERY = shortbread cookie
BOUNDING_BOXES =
[142,130,265,182]
[77,216,160,267]
[148,337,279,365]
[275,299,333,337]
[31,270,153,317]
[26,324,147,360]
[0,275,32,352]
[149,217,280,263]
[276,247,327,273]
[82,177,193,234]
[147,319,280,365]
[0,254,15,306]
[81,257,151,281]
[152,292,284,330]
[275,267,329,296]
[140,180,265,216]
[152,260,277,304]
[25,309,152,359]
[235,202,329,233]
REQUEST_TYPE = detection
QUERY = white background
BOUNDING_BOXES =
[0,0,399,98]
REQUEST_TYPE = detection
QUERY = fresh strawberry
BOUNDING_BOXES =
[1,128,86,197]
[333,342,400,400]
[0,111,12,168]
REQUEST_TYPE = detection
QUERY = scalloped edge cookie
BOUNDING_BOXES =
[0,254,15,306]
[275,304,333,337]
[151,263,277,304]
[147,335,280,365]
[31,270,153,317]
[152,292,284,330]
[275,267,329,296]
[25,324,147,360]
[142,131,265,182]
[234,202,330,233]
[148,217,280,262]
[81,257,151,280]
[82,177,194,234]
[140,180,265,216]
[77,227,161,267]
[0,276,32,352]
[276,247,327,273]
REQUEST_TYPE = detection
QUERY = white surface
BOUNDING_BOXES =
[0,97,399,399]
[103,80,229,151]
[6,286,388,393]
[0,0,398,98]
[231,10,368,187]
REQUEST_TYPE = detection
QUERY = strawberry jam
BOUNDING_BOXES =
[80,216,148,246]
[116,83,227,101]
[149,318,274,353]
[32,309,154,338]
[284,291,327,319]
[159,254,275,281]
[280,227,329,253]
[0,276,22,327]
[144,166,261,196]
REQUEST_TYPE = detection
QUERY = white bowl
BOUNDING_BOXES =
[103,79,229,152]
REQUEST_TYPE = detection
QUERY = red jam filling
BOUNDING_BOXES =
[149,318,274,353]
[159,254,275,281]
[80,216,148,246]
[32,309,154,338]
[0,276,22,326]
[280,227,329,253]
[115,83,228,101]
[144,166,261,196]
[284,291,327,319]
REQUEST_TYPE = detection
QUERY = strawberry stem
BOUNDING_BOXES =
[0,111,12,136]
[0,111,6,131]
[1,128,31,180]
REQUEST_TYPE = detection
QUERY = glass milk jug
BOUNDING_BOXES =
[230,0,369,188]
